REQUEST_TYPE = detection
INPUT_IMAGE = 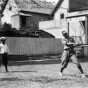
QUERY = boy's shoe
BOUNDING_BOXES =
[6,69,9,72]
[59,72,63,77]
[80,74,86,78]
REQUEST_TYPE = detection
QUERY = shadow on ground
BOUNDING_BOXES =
[8,59,61,66]
[0,76,58,83]
[7,55,88,66]
[8,55,61,61]
[8,54,61,66]
[10,70,37,73]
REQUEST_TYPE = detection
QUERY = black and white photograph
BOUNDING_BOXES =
[0,0,88,88]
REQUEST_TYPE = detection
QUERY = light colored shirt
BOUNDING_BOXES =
[0,43,9,54]
[62,37,75,50]
[62,38,68,50]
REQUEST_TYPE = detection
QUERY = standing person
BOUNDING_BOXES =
[0,37,9,72]
[59,31,85,78]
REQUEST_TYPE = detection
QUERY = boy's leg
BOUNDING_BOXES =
[60,51,69,75]
[71,54,85,78]
[2,53,8,72]
[71,54,84,74]
[0,54,2,67]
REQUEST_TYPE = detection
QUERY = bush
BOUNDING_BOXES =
[0,23,55,38]
[1,23,12,32]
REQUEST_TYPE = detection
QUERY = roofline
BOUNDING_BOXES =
[2,0,54,15]
[66,14,88,19]
[1,0,9,14]
[20,10,52,16]
[51,0,64,17]
[68,8,88,13]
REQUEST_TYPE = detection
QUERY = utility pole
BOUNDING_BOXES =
[0,0,3,28]
[84,16,88,57]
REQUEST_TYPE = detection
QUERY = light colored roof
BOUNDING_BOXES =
[14,0,55,14]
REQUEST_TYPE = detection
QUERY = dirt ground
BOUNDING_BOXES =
[0,57,88,88]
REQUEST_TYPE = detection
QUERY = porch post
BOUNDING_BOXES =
[0,13,2,27]
[84,16,88,57]
[68,22,69,36]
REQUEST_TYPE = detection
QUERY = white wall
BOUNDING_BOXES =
[39,20,67,38]
[39,20,61,29]
[11,15,20,30]
[1,0,19,25]
[39,0,69,38]
[39,0,86,43]
[54,0,69,29]
[69,21,86,44]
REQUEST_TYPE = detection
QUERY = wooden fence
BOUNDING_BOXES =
[6,37,64,56]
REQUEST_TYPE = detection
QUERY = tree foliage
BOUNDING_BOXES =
[0,23,54,38]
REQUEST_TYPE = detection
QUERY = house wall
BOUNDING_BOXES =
[39,0,86,42]
[19,13,52,30]
[25,15,40,30]
[1,0,52,30]
[39,20,56,29]
[11,15,20,30]
[1,0,19,24]
[39,0,69,38]
[54,0,69,28]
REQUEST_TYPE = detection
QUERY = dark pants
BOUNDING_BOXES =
[2,53,8,72]
[60,50,84,74]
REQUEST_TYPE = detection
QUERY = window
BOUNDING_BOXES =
[60,13,64,19]
[9,6,12,11]
[20,16,27,28]
[81,21,85,29]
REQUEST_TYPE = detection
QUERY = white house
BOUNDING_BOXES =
[1,0,55,30]
[39,0,88,44]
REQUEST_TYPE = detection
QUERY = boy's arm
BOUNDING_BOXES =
[6,45,9,53]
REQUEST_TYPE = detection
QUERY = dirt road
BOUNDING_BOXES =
[0,58,88,88]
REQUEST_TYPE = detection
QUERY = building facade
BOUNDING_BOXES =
[39,0,88,56]
[1,0,54,30]
[40,0,86,42]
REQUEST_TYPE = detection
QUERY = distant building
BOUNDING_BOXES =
[1,0,55,30]
[0,0,8,27]
[40,0,87,43]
